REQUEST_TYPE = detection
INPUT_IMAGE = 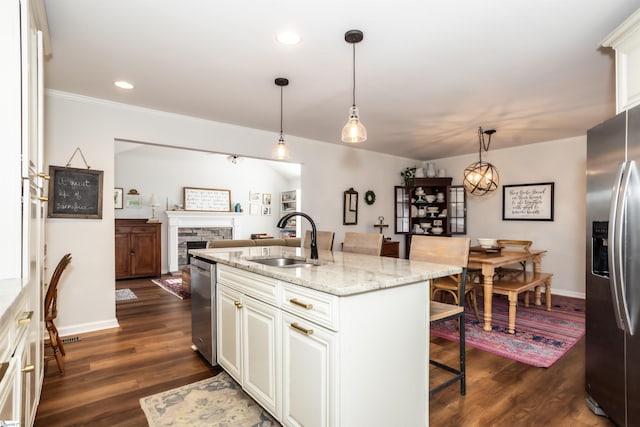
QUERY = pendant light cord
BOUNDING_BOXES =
[280,85,284,135]
[477,126,494,163]
[352,43,356,107]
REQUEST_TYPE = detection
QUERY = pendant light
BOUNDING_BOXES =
[272,77,291,160]
[341,29,367,143]
[463,127,500,196]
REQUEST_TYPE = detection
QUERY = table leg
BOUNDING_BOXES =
[545,277,552,311]
[482,265,495,331]
[507,292,517,334]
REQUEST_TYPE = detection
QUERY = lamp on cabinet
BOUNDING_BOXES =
[147,194,160,223]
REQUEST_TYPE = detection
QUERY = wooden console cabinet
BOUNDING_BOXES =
[115,219,161,279]
[381,240,400,258]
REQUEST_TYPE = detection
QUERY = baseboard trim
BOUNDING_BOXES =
[56,318,120,337]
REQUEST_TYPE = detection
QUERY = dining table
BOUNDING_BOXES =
[467,248,547,331]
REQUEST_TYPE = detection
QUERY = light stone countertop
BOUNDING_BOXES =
[190,246,460,297]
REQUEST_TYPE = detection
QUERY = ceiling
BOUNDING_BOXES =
[43,1,640,160]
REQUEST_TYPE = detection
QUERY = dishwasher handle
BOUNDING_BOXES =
[190,257,214,277]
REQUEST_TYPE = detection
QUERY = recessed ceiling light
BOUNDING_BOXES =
[277,31,301,46]
[114,81,134,89]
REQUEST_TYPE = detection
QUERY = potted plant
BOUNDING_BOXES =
[401,166,416,187]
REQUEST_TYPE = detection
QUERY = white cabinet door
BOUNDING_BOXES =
[242,295,281,419]
[216,284,242,382]
[282,313,337,427]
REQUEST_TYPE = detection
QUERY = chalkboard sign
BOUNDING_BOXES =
[47,166,104,219]
[184,187,231,212]
[502,182,554,221]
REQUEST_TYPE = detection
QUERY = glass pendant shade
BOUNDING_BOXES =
[272,134,290,160]
[341,106,367,143]
[342,29,367,143]
[463,161,499,195]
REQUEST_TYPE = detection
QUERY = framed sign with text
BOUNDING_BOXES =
[183,187,231,212]
[502,182,554,221]
[48,165,104,219]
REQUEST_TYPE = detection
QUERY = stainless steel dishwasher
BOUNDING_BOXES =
[190,256,217,365]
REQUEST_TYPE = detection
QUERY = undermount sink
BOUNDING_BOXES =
[248,257,322,268]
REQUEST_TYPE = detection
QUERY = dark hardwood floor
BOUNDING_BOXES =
[35,277,221,427]
[35,277,613,426]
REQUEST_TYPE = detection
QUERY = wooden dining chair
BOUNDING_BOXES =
[342,232,383,256]
[44,253,72,375]
[304,230,335,251]
[410,235,470,396]
[495,239,533,279]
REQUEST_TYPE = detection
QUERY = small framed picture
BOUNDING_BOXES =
[250,203,260,216]
[125,194,143,209]
[262,206,272,216]
[249,191,260,203]
[262,193,272,205]
[114,188,123,209]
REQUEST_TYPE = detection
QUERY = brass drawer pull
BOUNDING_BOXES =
[22,365,35,373]
[17,311,33,324]
[290,298,313,310]
[234,301,243,309]
[38,196,48,202]
[290,322,314,335]
[37,173,50,180]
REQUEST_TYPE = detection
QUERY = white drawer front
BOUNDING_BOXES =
[218,265,279,306]
[281,283,339,332]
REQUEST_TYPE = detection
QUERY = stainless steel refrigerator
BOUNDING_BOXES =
[586,104,640,426]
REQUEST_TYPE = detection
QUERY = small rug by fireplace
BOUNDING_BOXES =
[151,277,190,300]
[115,288,137,302]
[140,371,277,427]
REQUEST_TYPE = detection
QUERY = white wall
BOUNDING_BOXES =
[115,145,300,273]
[430,136,587,298]
[45,90,416,335]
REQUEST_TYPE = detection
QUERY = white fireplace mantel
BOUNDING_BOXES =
[165,210,243,272]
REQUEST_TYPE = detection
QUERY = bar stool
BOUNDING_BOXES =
[410,235,470,396]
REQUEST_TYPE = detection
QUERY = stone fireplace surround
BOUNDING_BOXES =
[166,211,243,273]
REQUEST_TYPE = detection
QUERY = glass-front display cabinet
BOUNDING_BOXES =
[394,178,466,257]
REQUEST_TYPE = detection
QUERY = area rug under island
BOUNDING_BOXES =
[140,371,277,427]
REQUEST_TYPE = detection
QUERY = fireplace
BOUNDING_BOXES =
[166,211,243,273]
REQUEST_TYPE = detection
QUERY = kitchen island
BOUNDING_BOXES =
[191,245,460,427]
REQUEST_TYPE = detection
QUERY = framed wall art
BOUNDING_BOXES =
[183,187,231,212]
[502,182,554,221]
[114,188,123,209]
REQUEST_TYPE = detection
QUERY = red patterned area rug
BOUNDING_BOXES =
[151,277,190,299]
[430,294,585,368]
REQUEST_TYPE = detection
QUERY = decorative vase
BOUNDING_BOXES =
[415,167,425,178]
[426,163,436,178]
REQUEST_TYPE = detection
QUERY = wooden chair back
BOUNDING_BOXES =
[304,230,335,251]
[409,236,470,268]
[44,253,72,321]
[342,232,384,256]
[497,239,532,252]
